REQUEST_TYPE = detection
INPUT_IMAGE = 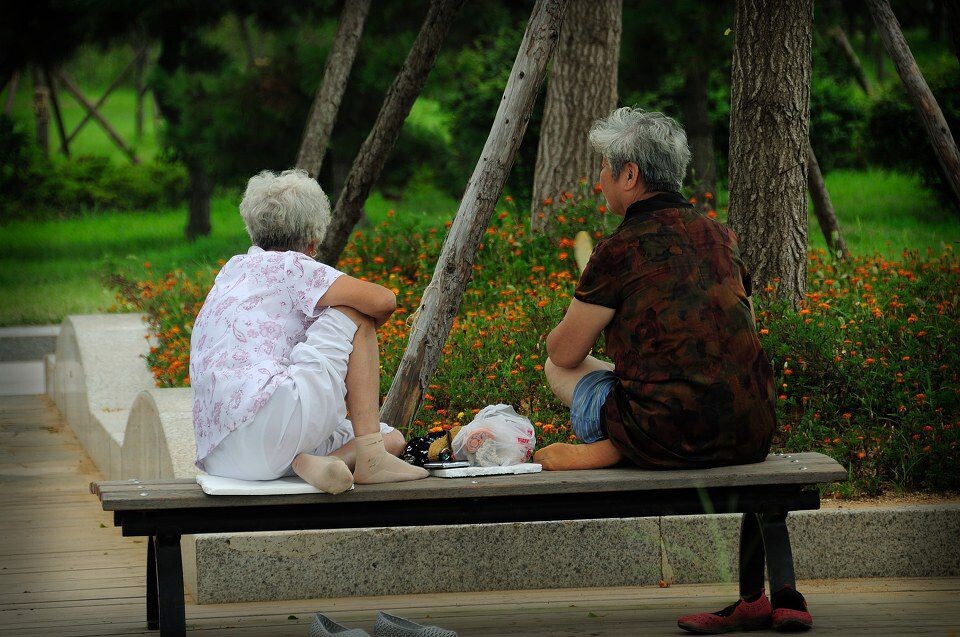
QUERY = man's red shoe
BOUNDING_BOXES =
[677,594,773,634]
[771,587,813,632]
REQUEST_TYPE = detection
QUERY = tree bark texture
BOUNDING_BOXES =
[868,0,960,209]
[316,0,463,265]
[296,0,371,178]
[727,0,813,308]
[807,141,849,259]
[530,0,620,231]
[380,0,568,429]
[827,24,873,96]
[185,165,213,241]
[682,56,717,212]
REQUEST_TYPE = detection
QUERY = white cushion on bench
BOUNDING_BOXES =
[196,473,354,496]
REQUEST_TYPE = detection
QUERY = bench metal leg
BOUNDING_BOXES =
[759,511,797,593]
[147,535,159,630]
[154,534,186,637]
[738,513,765,598]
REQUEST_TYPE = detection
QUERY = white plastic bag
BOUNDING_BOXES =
[452,404,536,467]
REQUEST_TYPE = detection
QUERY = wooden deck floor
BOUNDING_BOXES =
[1,394,958,636]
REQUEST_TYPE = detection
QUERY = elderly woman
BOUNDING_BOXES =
[533,108,812,632]
[190,169,428,495]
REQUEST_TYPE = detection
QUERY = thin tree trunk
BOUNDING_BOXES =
[380,0,568,429]
[807,141,849,259]
[185,164,212,240]
[296,0,371,179]
[868,0,960,209]
[827,24,873,96]
[42,67,70,158]
[135,45,147,139]
[530,0,620,231]
[32,68,49,158]
[727,0,813,308]
[316,0,464,266]
[3,72,18,116]
[682,56,717,212]
[56,70,140,164]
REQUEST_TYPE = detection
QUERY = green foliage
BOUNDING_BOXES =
[809,77,870,171]
[0,115,186,220]
[865,66,960,211]
[112,190,959,496]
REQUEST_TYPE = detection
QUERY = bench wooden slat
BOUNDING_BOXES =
[94,452,845,511]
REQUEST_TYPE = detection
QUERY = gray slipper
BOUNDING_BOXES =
[309,612,371,637]
[373,611,457,637]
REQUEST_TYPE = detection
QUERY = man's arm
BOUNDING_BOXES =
[546,298,615,368]
[317,275,397,327]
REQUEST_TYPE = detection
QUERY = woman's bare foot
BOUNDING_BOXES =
[534,439,622,470]
[291,453,354,494]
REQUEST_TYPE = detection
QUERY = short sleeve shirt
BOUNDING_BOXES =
[190,246,344,464]
[574,193,775,468]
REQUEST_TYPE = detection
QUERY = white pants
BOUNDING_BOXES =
[202,307,394,480]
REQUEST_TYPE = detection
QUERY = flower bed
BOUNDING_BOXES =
[112,192,959,496]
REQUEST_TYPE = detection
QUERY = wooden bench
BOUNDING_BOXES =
[91,451,845,636]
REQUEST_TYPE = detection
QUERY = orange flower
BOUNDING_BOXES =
[542,198,553,206]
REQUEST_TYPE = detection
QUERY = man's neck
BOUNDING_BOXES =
[619,189,662,214]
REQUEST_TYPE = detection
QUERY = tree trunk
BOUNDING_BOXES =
[727,0,813,308]
[185,164,212,240]
[682,56,717,212]
[56,70,140,164]
[4,72,18,116]
[827,24,873,96]
[42,67,70,158]
[316,0,464,266]
[530,0,620,231]
[807,141,849,259]
[32,68,49,157]
[296,0,371,179]
[135,45,147,139]
[868,0,960,210]
[380,0,568,429]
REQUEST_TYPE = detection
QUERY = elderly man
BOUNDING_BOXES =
[534,108,812,632]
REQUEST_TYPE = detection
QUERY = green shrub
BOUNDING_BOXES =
[0,116,187,219]
[866,66,960,211]
[113,191,960,496]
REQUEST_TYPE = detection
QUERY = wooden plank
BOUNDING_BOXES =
[95,452,845,511]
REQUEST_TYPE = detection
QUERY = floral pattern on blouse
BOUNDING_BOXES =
[190,246,343,466]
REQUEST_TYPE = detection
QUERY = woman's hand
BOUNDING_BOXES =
[317,275,397,327]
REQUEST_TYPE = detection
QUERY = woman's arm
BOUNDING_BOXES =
[317,275,397,327]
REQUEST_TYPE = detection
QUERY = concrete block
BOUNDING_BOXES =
[122,388,197,481]
[0,324,59,361]
[44,354,56,399]
[192,518,662,604]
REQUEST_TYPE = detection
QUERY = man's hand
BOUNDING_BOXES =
[546,298,615,368]
[317,275,397,327]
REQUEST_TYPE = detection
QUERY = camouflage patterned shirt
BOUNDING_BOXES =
[574,192,776,469]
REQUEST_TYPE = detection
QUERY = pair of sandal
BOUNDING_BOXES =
[678,587,813,633]
[310,611,457,637]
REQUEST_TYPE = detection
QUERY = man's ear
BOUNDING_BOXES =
[623,162,641,191]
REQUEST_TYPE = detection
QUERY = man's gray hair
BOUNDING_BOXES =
[239,169,331,252]
[588,107,691,192]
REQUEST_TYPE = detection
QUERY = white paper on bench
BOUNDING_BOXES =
[196,473,354,496]
[428,462,542,478]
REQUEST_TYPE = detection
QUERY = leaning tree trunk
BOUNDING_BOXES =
[530,0,620,232]
[807,141,849,259]
[296,0,371,178]
[868,0,960,210]
[381,0,568,429]
[682,55,717,212]
[32,68,49,157]
[315,0,464,265]
[827,24,873,96]
[727,0,813,308]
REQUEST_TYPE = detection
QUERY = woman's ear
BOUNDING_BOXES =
[623,162,641,191]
